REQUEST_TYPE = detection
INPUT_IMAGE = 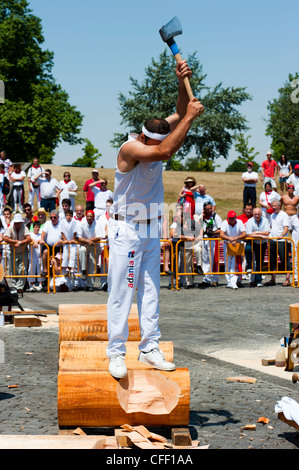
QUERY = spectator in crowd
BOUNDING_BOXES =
[10,163,26,213]
[0,164,8,214]
[159,213,174,276]
[59,198,72,221]
[0,150,13,174]
[278,155,292,195]
[27,157,45,209]
[0,215,7,270]
[1,207,11,275]
[245,207,270,287]
[89,178,113,221]
[76,210,102,291]
[193,184,216,223]
[95,198,113,291]
[60,209,78,277]
[289,214,299,284]
[3,207,12,227]
[242,162,258,207]
[265,200,291,286]
[74,204,85,223]
[33,169,62,213]
[40,210,63,276]
[59,171,78,212]
[261,151,278,188]
[4,213,31,293]
[259,181,281,223]
[199,202,222,288]
[237,203,253,285]
[83,169,101,211]
[178,177,196,218]
[28,220,43,292]
[34,207,47,232]
[220,211,247,289]
[23,203,37,230]
[281,184,299,223]
[287,164,299,195]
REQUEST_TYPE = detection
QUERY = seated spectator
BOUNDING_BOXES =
[28,220,43,292]
[60,209,78,277]
[74,204,85,223]
[34,207,47,232]
[237,203,254,285]
[219,211,247,289]
[33,169,62,213]
[10,163,26,213]
[159,213,174,276]
[95,199,113,291]
[40,210,63,276]
[245,207,270,287]
[23,203,37,230]
[193,184,216,223]
[4,213,32,293]
[259,181,281,223]
[199,202,222,288]
[265,200,291,286]
[178,177,196,219]
[59,171,78,212]
[242,162,258,207]
[1,207,12,275]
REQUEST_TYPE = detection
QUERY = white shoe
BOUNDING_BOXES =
[138,348,176,371]
[257,283,263,287]
[232,285,238,290]
[226,284,233,288]
[109,354,127,379]
[29,286,35,292]
[33,285,42,291]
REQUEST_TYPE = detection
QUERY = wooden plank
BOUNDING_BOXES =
[226,376,257,384]
[14,315,42,327]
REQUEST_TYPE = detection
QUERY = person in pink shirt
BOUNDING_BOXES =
[261,151,278,189]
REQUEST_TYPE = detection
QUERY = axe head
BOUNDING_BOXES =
[159,16,182,43]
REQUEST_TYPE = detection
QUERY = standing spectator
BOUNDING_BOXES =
[60,209,78,277]
[72,204,86,291]
[4,213,31,293]
[265,200,291,286]
[278,155,292,195]
[242,162,258,207]
[220,211,247,289]
[259,182,281,223]
[1,208,11,275]
[76,210,102,291]
[281,184,299,224]
[287,164,299,195]
[58,171,78,212]
[289,214,299,284]
[261,151,278,188]
[89,178,113,221]
[0,164,9,214]
[40,210,63,276]
[193,185,216,222]
[0,215,7,272]
[10,163,26,213]
[178,177,196,218]
[28,221,43,292]
[33,169,62,213]
[83,169,101,211]
[237,203,253,285]
[199,202,222,288]
[0,150,13,174]
[245,207,270,287]
[95,198,113,291]
[27,157,45,209]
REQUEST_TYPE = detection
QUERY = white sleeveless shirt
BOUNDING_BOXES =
[110,134,164,221]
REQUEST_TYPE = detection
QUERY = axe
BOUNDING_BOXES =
[159,16,194,100]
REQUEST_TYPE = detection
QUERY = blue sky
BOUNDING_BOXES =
[28,0,298,170]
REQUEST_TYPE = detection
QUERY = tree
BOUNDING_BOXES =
[266,73,299,160]
[72,138,101,168]
[225,134,259,172]
[111,50,251,170]
[0,0,83,162]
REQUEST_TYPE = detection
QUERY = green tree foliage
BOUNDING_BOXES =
[225,134,259,172]
[0,0,83,162]
[72,138,102,168]
[266,73,299,160]
[111,50,251,170]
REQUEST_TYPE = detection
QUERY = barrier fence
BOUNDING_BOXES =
[0,237,298,294]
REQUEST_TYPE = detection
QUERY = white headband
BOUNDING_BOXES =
[142,125,170,141]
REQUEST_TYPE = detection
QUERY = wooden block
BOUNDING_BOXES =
[58,303,140,342]
[171,428,191,446]
[261,359,275,366]
[226,376,257,384]
[58,340,173,371]
[115,429,133,447]
[14,315,42,327]
[289,304,299,323]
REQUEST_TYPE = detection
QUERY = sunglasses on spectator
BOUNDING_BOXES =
[50,216,57,220]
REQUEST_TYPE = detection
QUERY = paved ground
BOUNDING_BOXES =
[1,274,299,450]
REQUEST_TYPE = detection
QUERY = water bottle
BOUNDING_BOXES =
[275,338,286,367]
[0,312,4,326]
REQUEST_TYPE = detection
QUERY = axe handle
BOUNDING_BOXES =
[173,52,194,100]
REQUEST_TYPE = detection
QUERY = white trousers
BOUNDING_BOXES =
[28,185,41,208]
[223,244,239,287]
[62,244,77,268]
[106,218,161,358]
[202,239,219,283]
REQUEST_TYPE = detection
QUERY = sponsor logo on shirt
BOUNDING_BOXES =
[127,251,135,288]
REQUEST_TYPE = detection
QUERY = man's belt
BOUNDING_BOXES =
[114,214,162,224]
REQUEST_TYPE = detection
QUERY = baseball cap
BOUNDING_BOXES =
[247,162,253,166]
[294,165,299,170]
[92,169,99,173]
[227,210,236,218]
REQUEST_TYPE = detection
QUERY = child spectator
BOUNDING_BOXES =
[28,221,43,292]
[60,209,77,277]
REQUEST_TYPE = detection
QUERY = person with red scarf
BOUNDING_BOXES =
[27,158,45,209]
[199,202,222,288]
[178,177,196,218]
[220,211,247,289]
[10,163,26,213]
[259,181,281,223]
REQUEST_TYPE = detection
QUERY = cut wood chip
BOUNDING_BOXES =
[257,417,270,424]
[241,424,256,431]
[72,427,86,435]
[226,376,257,384]
[7,385,18,389]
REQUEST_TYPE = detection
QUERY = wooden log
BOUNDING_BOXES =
[59,340,174,371]
[289,303,299,323]
[57,368,190,428]
[58,303,140,343]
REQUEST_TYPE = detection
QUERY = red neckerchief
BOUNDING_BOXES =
[105,211,110,220]
[64,180,69,184]
[74,215,84,221]
[33,165,40,169]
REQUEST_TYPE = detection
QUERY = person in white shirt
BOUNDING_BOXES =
[60,209,78,277]
[33,169,62,213]
[28,221,43,291]
[242,162,258,207]
[27,158,45,209]
[245,208,270,287]
[40,210,63,276]
[259,181,281,223]
[76,210,102,291]
[89,178,113,221]
[289,214,299,283]
[287,165,299,195]
[95,198,113,291]
[59,171,78,212]
[277,155,292,195]
[220,211,247,289]
[10,163,26,213]
[265,200,291,286]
